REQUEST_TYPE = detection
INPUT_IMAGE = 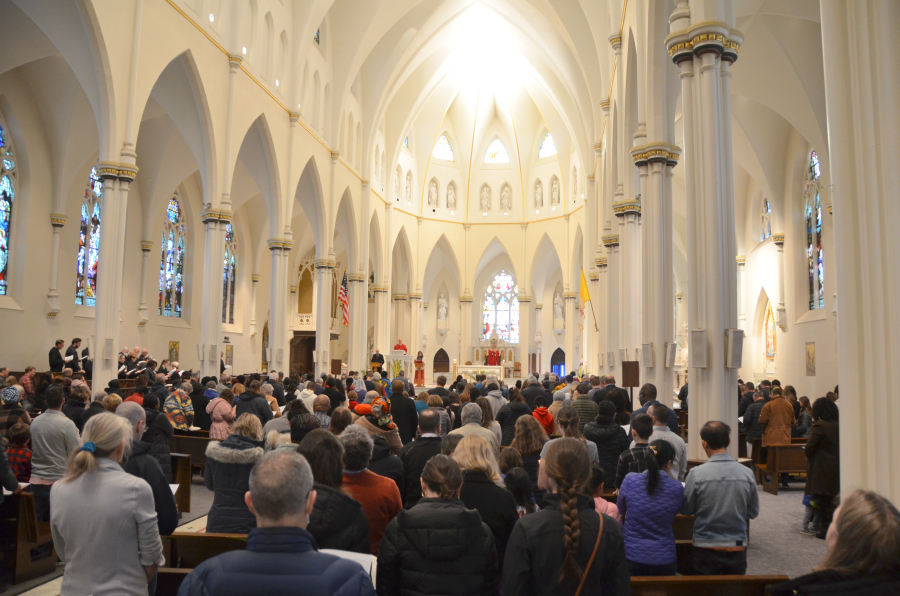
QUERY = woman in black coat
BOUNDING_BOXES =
[297,429,370,554]
[142,395,174,481]
[768,490,900,596]
[452,435,519,567]
[378,455,499,596]
[583,401,630,479]
[495,388,532,447]
[204,413,265,533]
[805,397,840,538]
[501,438,630,596]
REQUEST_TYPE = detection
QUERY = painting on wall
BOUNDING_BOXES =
[806,342,816,376]
[764,302,777,360]
[225,345,233,367]
[168,341,179,362]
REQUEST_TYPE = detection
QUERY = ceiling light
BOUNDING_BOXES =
[275,79,279,86]
[581,193,584,199]
[535,209,540,215]
[450,210,454,215]
[242,46,247,55]
[407,201,412,207]
[482,212,487,217]
[552,206,556,211]
[298,103,302,109]
[503,212,508,217]
[208,13,214,22]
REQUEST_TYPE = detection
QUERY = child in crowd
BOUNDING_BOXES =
[7,421,32,482]
[801,494,820,536]
[504,467,539,517]
[588,464,621,525]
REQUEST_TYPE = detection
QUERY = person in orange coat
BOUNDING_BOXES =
[758,386,796,488]
[531,395,555,436]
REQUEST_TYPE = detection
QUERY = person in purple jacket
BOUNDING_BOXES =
[616,440,685,576]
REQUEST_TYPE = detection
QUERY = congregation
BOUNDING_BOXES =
[1,360,898,596]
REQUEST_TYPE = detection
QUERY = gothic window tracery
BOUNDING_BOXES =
[76,167,103,306]
[0,123,16,296]
[223,223,237,323]
[158,196,186,317]
[481,270,519,343]
[805,151,824,310]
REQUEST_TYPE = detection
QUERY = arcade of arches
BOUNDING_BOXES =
[0,0,898,503]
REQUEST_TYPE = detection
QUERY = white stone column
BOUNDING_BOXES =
[602,236,620,378]
[614,201,641,361]
[46,214,66,317]
[347,275,366,371]
[736,256,746,329]
[409,293,422,361]
[373,285,389,354]
[518,223,531,375]
[92,164,137,385]
[668,14,742,459]
[392,294,409,348]
[250,274,259,336]
[820,0,900,503]
[564,293,577,373]
[137,240,153,326]
[772,234,786,328]
[596,258,608,373]
[459,297,473,364]
[267,239,293,374]
[198,212,228,378]
[534,303,543,373]
[588,271,600,373]
[314,259,335,375]
[380,203,393,353]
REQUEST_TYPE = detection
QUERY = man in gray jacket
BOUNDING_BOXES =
[29,385,80,521]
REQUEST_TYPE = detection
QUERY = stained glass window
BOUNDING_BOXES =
[223,223,237,324]
[159,196,186,317]
[484,139,510,164]
[760,198,772,241]
[432,135,453,161]
[805,151,824,310]
[403,136,409,149]
[0,123,15,296]
[314,29,320,45]
[538,132,556,159]
[481,270,519,343]
[76,167,103,306]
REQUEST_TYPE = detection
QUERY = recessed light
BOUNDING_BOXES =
[298,103,302,109]
[581,193,584,199]
[209,13,214,22]
[535,209,540,214]
[552,206,556,211]
[482,212,487,217]
[450,210,454,215]
[242,46,247,55]
[503,212,508,217]
[275,79,279,86]
[407,201,412,207]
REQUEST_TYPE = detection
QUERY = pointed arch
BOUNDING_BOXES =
[232,114,282,235]
[529,232,563,298]
[368,210,383,284]
[292,156,326,257]
[334,187,359,274]
[571,225,584,285]
[392,225,414,294]
[422,233,461,297]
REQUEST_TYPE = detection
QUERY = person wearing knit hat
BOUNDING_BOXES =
[0,385,30,441]
[353,396,402,455]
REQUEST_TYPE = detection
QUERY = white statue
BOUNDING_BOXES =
[760,198,772,240]
[554,293,564,320]
[394,170,400,197]
[405,172,412,198]
[428,181,438,206]
[437,294,448,321]
[500,185,512,210]
[534,181,543,208]
[572,171,578,199]
[480,186,491,211]
[551,179,560,204]
[447,185,457,210]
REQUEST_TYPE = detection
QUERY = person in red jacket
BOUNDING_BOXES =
[532,395,555,436]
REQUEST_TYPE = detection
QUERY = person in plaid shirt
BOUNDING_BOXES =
[19,366,36,399]
[614,413,654,489]
[7,421,31,482]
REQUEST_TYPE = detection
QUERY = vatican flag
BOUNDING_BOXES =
[579,269,599,331]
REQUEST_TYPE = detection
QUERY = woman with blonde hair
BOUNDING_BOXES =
[769,490,900,595]
[453,434,518,567]
[501,437,629,595]
[102,392,122,413]
[475,396,502,446]
[50,413,164,595]
[203,412,265,533]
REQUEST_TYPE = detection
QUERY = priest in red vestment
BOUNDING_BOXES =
[393,338,408,354]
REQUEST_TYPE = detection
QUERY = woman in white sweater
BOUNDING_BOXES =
[50,413,164,596]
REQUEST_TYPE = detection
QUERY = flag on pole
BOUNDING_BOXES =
[579,269,599,331]
[338,272,350,327]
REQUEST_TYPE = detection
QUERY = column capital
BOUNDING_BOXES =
[96,161,138,182]
[331,151,341,162]
[631,142,681,167]
[602,235,620,248]
[520,222,527,231]
[50,213,67,228]
[596,256,608,268]
[463,224,471,232]
[290,285,297,293]
[600,99,610,113]
[361,180,370,190]
[826,202,833,216]
[518,293,531,303]
[251,274,260,282]
[228,54,243,68]
[589,273,599,282]
[534,303,543,310]
[267,238,295,251]
[735,255,746,265]
[314,258,336,269]
[289,112,299,123]
[772,233,785,247]
[613,199,641,217]
[563,292,578,300]
[409,292,422,300]
[392,293,409,301]
[676,292,683,300]
[140,240,153,252]
[201,208,233,224]
[593,142,603,155]
[348,274,366,283]
[459,293,474,303]
[372,285,388,293]
[609,34,622,51]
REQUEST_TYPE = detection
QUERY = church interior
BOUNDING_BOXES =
[0,0,899,587]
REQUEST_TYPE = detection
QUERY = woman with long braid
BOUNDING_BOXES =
[501,437,629,596]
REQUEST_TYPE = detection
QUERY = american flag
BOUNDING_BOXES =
[338,272,350,326]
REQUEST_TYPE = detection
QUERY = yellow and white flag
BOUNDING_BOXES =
[579,269,598,331]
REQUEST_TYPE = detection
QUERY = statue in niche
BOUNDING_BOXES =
[437,294,448,321]
[554,292,564,320]
[405,173,412,198]
[551,179,560,204]
[428,181,438,207]
[534,182,543,208]
[760,198,772,240]
[447,185,457,210]
[480,186,491,211]
[394,170,400,197]
[500,185,512,211]
[572,172,578,199]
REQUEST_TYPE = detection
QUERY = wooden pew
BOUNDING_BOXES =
[169,435,212,476]
[163,532,248,568]
[156,568,191,596]
[757,444,807,495]
[738,432,747,459]
[751,438,763,485]
[170,453,192,515]
[0,492,58,583]
[631,575,789,596]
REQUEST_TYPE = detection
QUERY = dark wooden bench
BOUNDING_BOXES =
[163,532,248,568]
[631,575,789,596]
[171,453,192,515]
[169,435,212,476]
[0,492,58,583]
[757,444,807,495]
[157,568,191,595]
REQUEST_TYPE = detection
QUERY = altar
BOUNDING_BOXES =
[456,364,505,383]
[385,350,413,381]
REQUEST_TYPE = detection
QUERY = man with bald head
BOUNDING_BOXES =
[313,395,331,430]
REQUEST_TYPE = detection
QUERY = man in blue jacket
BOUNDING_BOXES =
[178,450,375,596]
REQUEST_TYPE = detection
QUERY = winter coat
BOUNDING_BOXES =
[204,434,265,533]
[520,451,544,506]
[485,389,507,419]
[458,470,518,567]
[177,527,375,596]
[767,570,900,596]
[165,390,195,431]
[521,384,545,410]
[738,393,755,417]
[795,411,812,438]
[500,493,630,596]
[496,402,532,446]
[143,407,174,482]
[377,498,499,596]
[805,420,840,497]
[356,416,404,455]
[189,388,212,431]
[759,395,796,447]
[61,401,85,430]
[431,406,452,437]
[235,391,273,429]
[80,401,107,429]
[397,436,442,508]
[583,420,630,479]
[388,393,419,445]
[571,396,599,433]
[307,483,371,554]
[743,400,766,440]
[532,407,554,436]
[369,435,405,497]
[121,439,178,535]
[616,469,684,565]
[206,397,236,441]
[298,388,317,413]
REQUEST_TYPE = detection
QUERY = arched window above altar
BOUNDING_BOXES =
[482,270,519,343]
